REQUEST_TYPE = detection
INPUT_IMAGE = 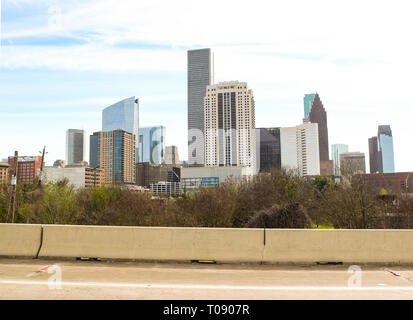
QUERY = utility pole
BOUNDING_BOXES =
[38,146,47,187]
[8,151,18,223]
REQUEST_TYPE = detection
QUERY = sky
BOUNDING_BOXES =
[1,0,412,171]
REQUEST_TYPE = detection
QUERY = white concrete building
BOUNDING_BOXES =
[204,81,256,171]
[164,146,180,165]
[280,123,320,176]
[43,166,104,188]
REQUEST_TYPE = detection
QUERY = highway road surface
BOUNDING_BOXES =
[1,258,413,299]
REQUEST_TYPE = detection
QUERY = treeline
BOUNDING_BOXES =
[1,170,413,229]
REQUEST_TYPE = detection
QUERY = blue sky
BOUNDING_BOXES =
[1,0,413,171]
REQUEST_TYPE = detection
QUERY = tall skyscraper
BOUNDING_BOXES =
[89,129,136,184]
[331,144,349,176]
[187,48,214,166]
[257,127,281,172]
[204,81,256,170]
[280,123,320,176]
[89,133,99,169]
[66,129,86,165]
[303,93,316,120]
[368,136,380,173]
[138,126,165,165]
[378,125,395,173]
[308,93,329,163]
[102,97,139,160]
[368,125,395,174]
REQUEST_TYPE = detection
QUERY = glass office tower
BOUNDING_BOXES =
[257,128,281,173]
[102,97,139,160]
[331,144,349,176]
[138,126,165,165]
[378,125,395,173]
[304,93,316,119]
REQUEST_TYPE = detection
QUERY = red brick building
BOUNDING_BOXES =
[8,156,43,184]
[0,162,9,183]
[360,172,413,194]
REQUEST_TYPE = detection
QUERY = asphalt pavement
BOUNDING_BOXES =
[1,258,413,299]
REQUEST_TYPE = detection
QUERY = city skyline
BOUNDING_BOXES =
[0,1,412,172]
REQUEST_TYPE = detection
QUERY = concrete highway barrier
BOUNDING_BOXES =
[263,229,413,264]
[0,224,42,257]
[38,225,265,263]
[2,223,413,264]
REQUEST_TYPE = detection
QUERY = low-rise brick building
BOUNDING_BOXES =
[8,156,42,184]
[360,172,413,194]
[0,162,9,184]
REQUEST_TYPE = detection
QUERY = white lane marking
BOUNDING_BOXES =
[1,280,413,291]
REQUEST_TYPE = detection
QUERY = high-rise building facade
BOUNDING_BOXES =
[368,136,380,173]
[102,97,139,160]
[89,133,99,169]
[138,126,165,165]
[136,162,181,187]
[280,123,320,176]
[204,81,256,170]
[303,93,316,120]
[89,129,136,184]
[368,125,395,174]
[331,144,349,176]
[378,125,395,173]
[308,93,329,162]
[340,152,366,176]
[187,48,214,166]
[167,166,181,183]
[136,162,168,187]
[257,127,281,172]
[164,146,180,165]
[66,129,85,165]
